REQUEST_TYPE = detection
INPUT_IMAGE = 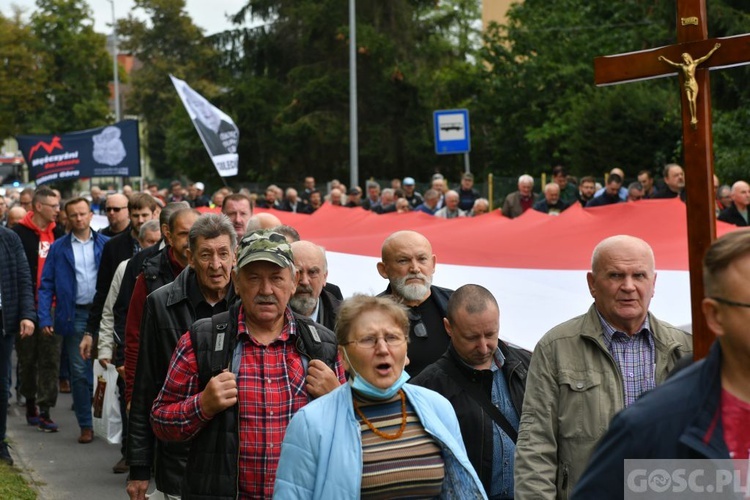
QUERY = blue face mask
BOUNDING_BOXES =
[342,348,410,400]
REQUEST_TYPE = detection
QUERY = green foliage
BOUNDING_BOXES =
[117,0,220,180]
[28,0,112,133]
[476,0,680,177]
[714,107,750,183]
[3,0,749,188]
[477,0,750,180]
[0,11,48,138]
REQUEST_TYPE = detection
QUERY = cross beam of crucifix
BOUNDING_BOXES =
[593,0,750,359]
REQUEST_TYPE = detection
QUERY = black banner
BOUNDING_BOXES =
[17,119,141,185]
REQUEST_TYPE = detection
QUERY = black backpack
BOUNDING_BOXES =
[192,310,339,390]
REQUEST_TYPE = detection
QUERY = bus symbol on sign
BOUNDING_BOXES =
[433,109,470,154]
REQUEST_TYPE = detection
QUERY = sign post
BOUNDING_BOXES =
[433,109,471,173]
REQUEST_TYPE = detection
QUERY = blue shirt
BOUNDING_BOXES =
[489,349,519,499]
[597,311,656,407]
[71,232,97,305]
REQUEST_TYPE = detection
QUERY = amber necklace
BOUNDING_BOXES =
[353,390,407,440]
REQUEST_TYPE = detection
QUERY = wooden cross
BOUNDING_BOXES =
[593,0,750,359]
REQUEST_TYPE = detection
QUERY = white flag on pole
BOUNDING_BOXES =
[170,75,239,177]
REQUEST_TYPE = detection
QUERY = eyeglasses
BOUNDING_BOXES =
[105,206,128,213]
[344,334,407,349]
[709,297,750,309]
[408,310,428,338]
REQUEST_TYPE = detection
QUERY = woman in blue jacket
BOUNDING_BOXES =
[274,294,486,499]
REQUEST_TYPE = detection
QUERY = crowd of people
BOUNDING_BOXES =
[0,163,747,499]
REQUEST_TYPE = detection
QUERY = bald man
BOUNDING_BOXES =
[101,193,130,236]
[6,206,26,228]
[377,230,453,376]
[515,235,692,498]
[718,180,750,227]
[245,212,283,234]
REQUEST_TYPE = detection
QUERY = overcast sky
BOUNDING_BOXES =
[0,0,248,35]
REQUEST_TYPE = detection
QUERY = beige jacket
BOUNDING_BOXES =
[514,305,692,499]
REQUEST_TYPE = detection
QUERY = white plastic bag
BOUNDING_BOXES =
[92,362,122,444]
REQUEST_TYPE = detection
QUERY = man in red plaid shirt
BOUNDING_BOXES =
[151,229,345,499]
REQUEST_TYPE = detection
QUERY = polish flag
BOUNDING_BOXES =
[261,199,742,350]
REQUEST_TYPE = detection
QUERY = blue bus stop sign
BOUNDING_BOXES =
[433,109,470,155]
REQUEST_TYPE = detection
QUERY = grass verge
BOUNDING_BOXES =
[0,462,36,499]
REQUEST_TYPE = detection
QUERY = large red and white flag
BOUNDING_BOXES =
[221,199,742,350]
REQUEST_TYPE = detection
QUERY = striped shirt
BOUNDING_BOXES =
[598,312,656,407]
[355,391,445,498]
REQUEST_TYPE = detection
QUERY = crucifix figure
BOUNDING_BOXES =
[658,43,721,128]
[594,0,750,359]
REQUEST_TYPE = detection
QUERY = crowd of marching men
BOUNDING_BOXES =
[0,164,747,498]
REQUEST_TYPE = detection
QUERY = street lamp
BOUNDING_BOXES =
[108,0,121,122]
[349,0,358,189]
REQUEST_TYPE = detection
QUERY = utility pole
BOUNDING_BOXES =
[349,0,359,189]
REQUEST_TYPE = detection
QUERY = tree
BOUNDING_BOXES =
[477,0,750,181]
[117,0,220,180]
[208,0,485,186]
[0,10,48,138]
[28,0,112,133]
[476,0,681,178]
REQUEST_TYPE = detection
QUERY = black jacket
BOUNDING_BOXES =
[182,302,338,499]
[0,227,37,336]
[718,204,748,227]
[87,227,138,335]
[410,342,531,495]
[379,284,453,376]
[316,288,342,331]
[585,192,622,208]
[573,342,729,499]
[127,267,234,494]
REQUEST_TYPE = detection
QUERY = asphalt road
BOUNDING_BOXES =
[7,387,132,499]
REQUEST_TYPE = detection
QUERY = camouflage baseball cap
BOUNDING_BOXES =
[236,230,294,269]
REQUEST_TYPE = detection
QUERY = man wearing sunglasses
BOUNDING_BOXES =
[377,230,453,376]
[100,193,130,237]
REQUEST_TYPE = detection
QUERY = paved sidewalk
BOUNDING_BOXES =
[7,390,130,499]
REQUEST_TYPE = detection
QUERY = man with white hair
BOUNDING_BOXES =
[279,188,302,213]
[469,198,490,216]
[434,190,467,218]
[502,174,538,218]
[533,182,569,215]
[289,241,340,330]
[377,230,453,376]
[718,180,750,227]
[515,235,693,498]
